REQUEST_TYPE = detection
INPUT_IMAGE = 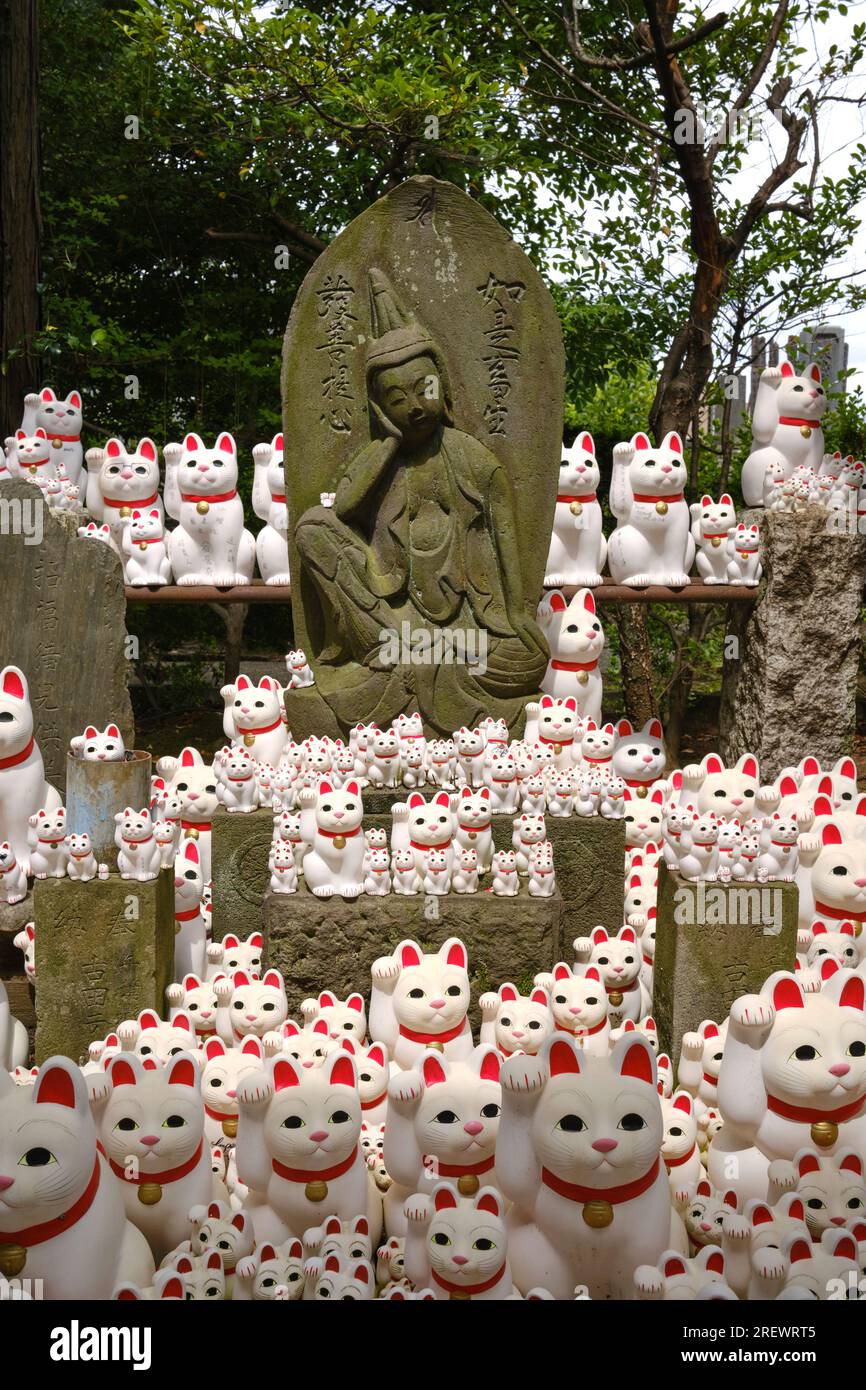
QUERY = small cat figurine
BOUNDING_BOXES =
[114,806,162,881]
[537,962,610,1055]
[121,508,172,587]
[0,841,28,903]
[28,805,68,878]
[391,846,422,895]
[65,830,98,881]
[690,493,737,583]
[634,1245,734,1300]
[200,1034,265,1144]
[252,433,290,584]
[452,786,494,873]
[158,745,218,881]
[300,989,367,1044]
[451,845,479,894]
[70,723,126,760]
[544,431,606,588]
[528,839,556,896]
[454,726,487,788]
[215,968,288,1047]
[608,431,695,587]
[206,930,263,980]
[370,938,473,1069]
[741,361,827,507]
[489,848,519,895]
[512,811,547,874]
[404,1183,518,1300]
[12,921,35,979]
[216,746,260,813]
[167,432,255,585]
[165,973,220,1042]
[726,522,762,586]
[391,790,455,876]
[536,588,605,719]
[423,847,451,895]
[234,1237,306,1300]
[13,427,54,480]
[768,1146,866,1242]
[479,982,552,1057]
[269,839,299,893]
[573,925,651,1025]
[298,779,366,898]
[222,674,287,767]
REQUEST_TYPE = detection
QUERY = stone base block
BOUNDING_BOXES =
[211,798,624,950]
[653,864,798,1067]
[34,868,174,1063]
[262,884,564,1017]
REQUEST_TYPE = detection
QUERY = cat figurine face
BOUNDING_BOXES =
[622,788,665,846]
[72,723,125,761]
[419,1183,509,1297]
[485,982,552,1056]
[396,1047,502,1172]
[546,963,609,1044]
[806,921,859,970]
[280,1017,338,1068]
[681,1178,737,1249]
[536,695,580,747]
[406,791,454,847]
[390,939,470,1036]
[612,718,666,786]
[581,720,616,767]
[165,747,219,824]
[35,386,82,440]
[684,752,760,822]
[167,1249,225,1300]
[311,1252,374,1300]
[15,429,51,477]
[219,969,288,1042]
[187,1199,254,1271]
[125,1008,197,1064]
[237,1239,306,1300]
[789,1147,866,1239]
[306,991,367,1043]
[101,1051,204,1183]
[209,931,263,978]
[693,493,737,542]
[201,1034,264,1136]
[166,973,218,1037]
[810,821,866,922]
[99,437,160,506]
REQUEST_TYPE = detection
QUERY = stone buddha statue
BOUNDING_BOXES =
[293,268,549,735]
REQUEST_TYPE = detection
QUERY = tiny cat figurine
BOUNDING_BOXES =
[0,1055,155,1298]
[370,938,473,1069]
[168,432,255,585]
[206,930,263,980]
[726,522,762,586]
[512,812,547,873]
[423,847,451,894]
[297,779,365,898]
[286,648,315,688]
[633,1246,734,1301]
[165,973,220,1042]
[741,362,827,507]
[404,1184,518,1300]
[178,1200,254,1295]
[537,962,610,1055]
[300,990,367,1046]
[660,1090,702,1192]
[13,428,54,481]
[479,982,552,1057]
[768,1147,866,1242]
[451,844,479,894]
[454,726,487,788]
[544,431,607,588]
[0,842,28,903]
[573,925,651,1025]
[484,750,521,814]
[608,431,695,586]
[708,971,866,1203]
[536,588,604,719]
[366,727,402,787]
[391,846,422,895]
[162,1248,226,1301]
[70,723,126,761]
[234,1237,306,1300]
[86,437,163,543]
[677,1177,738,1254]
[235,1050,378,1245]
[12,921,35,980]
[269,839,299,893]
[498,1034,685,1299]
[0,666,62,874]
[252,433,290,584]
[121,508,172,587]
[490,849,519,895]
[690,493,738,583]
[28,805,68,878]
[114,806,162,881]
[528,839,556,896]
[363,846,391,894]
[94,1051,214,1264]
[525,693,580,769]
[66,831,98,881]
[172,836,207,978]
[216,746,260,813]
[35,386,84,485]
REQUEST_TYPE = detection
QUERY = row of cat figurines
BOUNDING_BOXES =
[5,943,866,1300]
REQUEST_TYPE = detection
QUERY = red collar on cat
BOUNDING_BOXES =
[180,819,212,833]
[539,733,574,745]
[549,658,599,672]
[778,416,818,428]
[766,1093,865,1124]
[0,1152,100,1248]
[46,432,80,442]
[555,1018,606,1037]
[556,492,597,504]
[632,491,684,504]
[238,715,282,736]
[814,900,866,922]
[271,1145,357,1184]
[664,1144,698,1169]
[0,737,34,770]
[542,1155,660,1205]
[109,1139,203,1187]
[398,1019,466,1046]
[431,1262,506,1297]
[436,1153,495,1179]
[103,491,159,509]
[175,906,201,922]
[361,1089,388,1112]
[409,838,451,852]
[180,488,238,505]
[318,825,362,840]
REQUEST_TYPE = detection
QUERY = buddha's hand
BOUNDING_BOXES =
[511,612,547,659]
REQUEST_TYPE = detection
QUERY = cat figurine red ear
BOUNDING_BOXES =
[607,431,695,587]
[741,360,826,507]
[168,432,256,585]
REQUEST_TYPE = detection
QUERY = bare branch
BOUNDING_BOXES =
[708,0,790,165]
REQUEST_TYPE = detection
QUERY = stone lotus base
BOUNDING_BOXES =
[262,883,564,1017]
[34,868,174,1063]
[211,800,625,951]
[653,864,798,1067]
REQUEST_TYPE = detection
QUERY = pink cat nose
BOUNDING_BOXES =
[829,1063,850,1077]
[731,798,743,806]
[197,462,209,472]
[430,999,446,1010]
[642,754,653,763]
[569,1007,581,1016]
[660,463,672,472]
[0,1175,14,1191]
[700,1222,712,1231]
[140,1135,160,1147]
[592,1138,618,1153]
[464,1121,483,1136]
[333,810,344,819]
[245,1013,257,1022]
[452,1255,469,1266]
[226,1089,236,1098]
[831,1216,846,1226]
[121,469,133,479]
[187,792,198,801]
[854,879,866,888]
[174,876,183,888]
[513,1029,524,1038]
[309,1130,328,1143]
[303,1061,314,1068]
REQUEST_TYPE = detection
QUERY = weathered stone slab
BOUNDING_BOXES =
[34,868,174,1063]
[212,796,624,952]
[0,479,134,790]
[262,883,564,1018]
[281,175,565,740]
[653,864,798,1067]
[720,507,866,780]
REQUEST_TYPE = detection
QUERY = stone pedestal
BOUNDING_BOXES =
[0,479,134,790]
[211,798,624,950]
[66,750,153,870]
[34,869,174,1063]
[262,884,564,1017]
[720,508,866,780]
[653,864,798,1067]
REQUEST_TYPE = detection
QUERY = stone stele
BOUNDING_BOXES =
[282,175,565,741]
[720,507,866,781]
[0,479,134,790]
[34,869,174,1063]
[653,863,798,1068]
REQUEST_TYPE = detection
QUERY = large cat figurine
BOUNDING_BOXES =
[0,1056,154,1298]
[168,432,255,585]
[607,431,695,587]
[85,437,163,544]
[94,1051,214,1262]
[0,665,62,874]
[234,1050,378,1244]
[252,433,290,584]
[369,938,473,1069]
[708,971,866,1203]
[544,432,607,588]
[497,1033,686,1299]
[741,362,827,507]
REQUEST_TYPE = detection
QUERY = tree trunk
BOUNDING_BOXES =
[209,603,250,687]
[0,0,40,438]
[612,604,658,726]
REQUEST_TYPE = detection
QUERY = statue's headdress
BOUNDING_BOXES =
[365,268,453,437]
